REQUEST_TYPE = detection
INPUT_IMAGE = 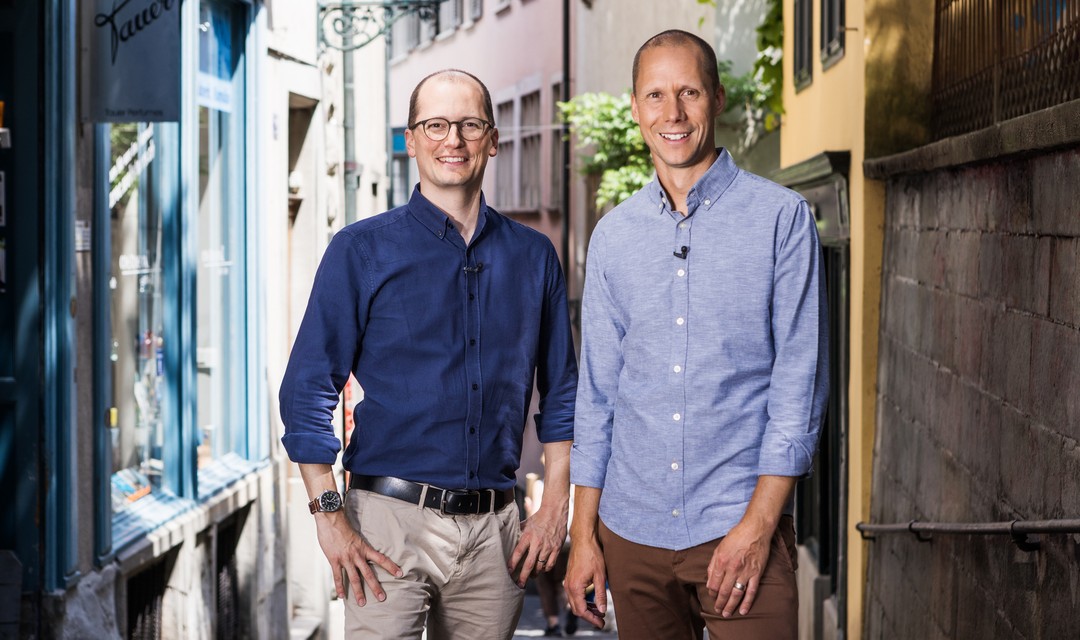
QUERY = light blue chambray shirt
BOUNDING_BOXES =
[570,149,829,551]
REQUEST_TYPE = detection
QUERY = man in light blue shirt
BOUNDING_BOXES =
[565,30,829,640]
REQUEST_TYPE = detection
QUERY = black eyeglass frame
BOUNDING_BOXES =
[410,117,494,141]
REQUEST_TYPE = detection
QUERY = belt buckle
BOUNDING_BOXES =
[440,489,480,515]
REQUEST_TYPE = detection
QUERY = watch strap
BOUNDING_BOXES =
[308,490,342,514]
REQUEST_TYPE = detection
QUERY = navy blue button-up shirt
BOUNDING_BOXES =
[280,187,577,491]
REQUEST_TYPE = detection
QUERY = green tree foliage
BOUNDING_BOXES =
[754,0,784,122]
[718,0,783,148]
[557,92,653,209]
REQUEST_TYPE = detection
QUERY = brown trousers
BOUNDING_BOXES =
[599,515,799,640]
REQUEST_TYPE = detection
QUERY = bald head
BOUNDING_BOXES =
[408,69,495,128]
[632,29,721,96]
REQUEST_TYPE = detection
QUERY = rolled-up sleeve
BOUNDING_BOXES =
[570,230,624,489]
[279,230,370,464]
[758,200,830,477]
[534,245,578,443]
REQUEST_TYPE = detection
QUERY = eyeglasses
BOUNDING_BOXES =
[412,117,492,142]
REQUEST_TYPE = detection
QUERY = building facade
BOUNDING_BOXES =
[776,0,900,637]
[0,1,383,636]
[778,0,1080,638]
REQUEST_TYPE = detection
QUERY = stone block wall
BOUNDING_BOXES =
[41,466,289,639]
[865,146,1080,639]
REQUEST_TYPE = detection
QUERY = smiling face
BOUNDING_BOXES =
[631,42,725,183]
[405,75,498,202]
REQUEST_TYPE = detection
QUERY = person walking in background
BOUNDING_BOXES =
[565,30,829,640]
[279,68,578,639]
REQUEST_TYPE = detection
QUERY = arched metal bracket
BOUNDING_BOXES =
[318,1,445,52]
[909,520,933,543]
[1010,520,1041,552]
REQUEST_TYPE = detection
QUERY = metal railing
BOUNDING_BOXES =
[856,518,1080,551]
[932,0,1080,139]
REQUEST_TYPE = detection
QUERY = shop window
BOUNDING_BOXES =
[99,0,255,554]
[107,122,168,516]
[197,0,247,471]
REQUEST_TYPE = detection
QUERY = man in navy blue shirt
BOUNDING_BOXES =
[279,69,578,639]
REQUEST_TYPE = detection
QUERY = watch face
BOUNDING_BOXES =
[319,491,342,512]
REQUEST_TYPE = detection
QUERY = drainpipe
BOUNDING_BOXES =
[561,0,570,278]
[343,9,358,224]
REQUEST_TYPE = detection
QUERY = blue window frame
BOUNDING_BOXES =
[194,0,250,483]
[93,0,262,558]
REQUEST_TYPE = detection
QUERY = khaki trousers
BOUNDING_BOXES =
[342,488,524,639]
[599,515,799,640]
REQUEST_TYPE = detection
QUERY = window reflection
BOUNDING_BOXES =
[196,0,245,468]
[109,122,165,512]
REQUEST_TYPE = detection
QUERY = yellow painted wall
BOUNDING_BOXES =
[781,2,883,639]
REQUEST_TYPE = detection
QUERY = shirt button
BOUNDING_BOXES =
[469,293,475,300]
[673,413,681,421]
[704,199,711,205]
[673,365,682,373]
[679,222,687,229]
[671,462,679,470]
[469,471,475,478]
[672,509,680,517]
[677,269,686,277]
[676,317,685,325]
[469,427,476,434]
[470,339,476,346]
[472,383,478,390]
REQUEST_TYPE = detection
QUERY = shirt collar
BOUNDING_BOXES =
[649,147,740,216]
[407,185,491,241]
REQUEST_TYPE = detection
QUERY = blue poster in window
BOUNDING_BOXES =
[84,0,181,122]
[196,4,235,112]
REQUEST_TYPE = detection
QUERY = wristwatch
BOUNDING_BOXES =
[308,490,343,514]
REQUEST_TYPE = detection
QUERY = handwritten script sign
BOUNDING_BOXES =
[95,0,178,65]
[84,0,180,122]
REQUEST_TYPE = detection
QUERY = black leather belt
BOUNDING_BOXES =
[349,475,514,516]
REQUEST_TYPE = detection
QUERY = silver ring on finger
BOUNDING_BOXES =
[733,581,746,591]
